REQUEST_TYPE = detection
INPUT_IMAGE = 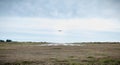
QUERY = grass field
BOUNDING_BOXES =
[0,42,120,65]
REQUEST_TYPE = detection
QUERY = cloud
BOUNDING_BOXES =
[0,0,119,19]
[0,17,120,34]
[0,17,120,42]
[64,18,120,32]
[0,0,120,42]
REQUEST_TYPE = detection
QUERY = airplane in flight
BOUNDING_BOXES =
[58,30,62,32]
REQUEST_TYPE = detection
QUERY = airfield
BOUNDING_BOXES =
[0,42,120,65]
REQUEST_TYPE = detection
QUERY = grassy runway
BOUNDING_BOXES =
[0,42,120,65]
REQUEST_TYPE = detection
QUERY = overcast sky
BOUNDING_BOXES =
[0,0,120,43]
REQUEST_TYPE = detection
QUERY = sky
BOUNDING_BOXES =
[0,0,120,43]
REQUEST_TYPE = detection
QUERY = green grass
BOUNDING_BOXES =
[0,57,120,65]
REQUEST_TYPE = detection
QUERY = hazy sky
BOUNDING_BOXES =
[0,0,120,42]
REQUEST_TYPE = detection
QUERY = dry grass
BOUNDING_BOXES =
[0,42,120,65]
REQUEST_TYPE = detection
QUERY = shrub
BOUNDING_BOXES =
[0,40,5,42]
[6,39,12,42]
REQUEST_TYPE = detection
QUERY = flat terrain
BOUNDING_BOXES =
[0,42,120,65]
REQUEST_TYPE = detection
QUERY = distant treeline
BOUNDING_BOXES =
[0,40,120,44]
[0,39,12,42]
[72,42,120,44]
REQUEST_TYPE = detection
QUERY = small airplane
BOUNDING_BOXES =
[58,30,62,32]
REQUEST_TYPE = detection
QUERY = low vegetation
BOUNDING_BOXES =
[0,57,120,65]
[0,42,120,65]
